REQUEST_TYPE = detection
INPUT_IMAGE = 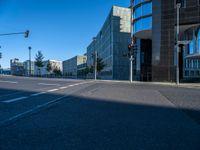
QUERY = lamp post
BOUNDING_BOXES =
[130,0,134,83]
[176,0,181,85]
[92,37,97,81]
[28,46,32,76]
[94,51,97,81]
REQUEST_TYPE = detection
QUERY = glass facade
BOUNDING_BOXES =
[133,16,152,33]
[184,27,200,79]
[133,0,150,6]
[133,1,152,34]
[133,2,152,19]
[187,28,200,55]
[198,29,200,53]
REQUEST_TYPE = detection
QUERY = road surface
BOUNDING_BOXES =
[0,76,200,150]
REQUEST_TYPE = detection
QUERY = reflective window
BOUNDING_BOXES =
[189,39,195,54]
[133,0,150,6]
[133,16,152,33]
[197,29,200,53]
[133,2,152,19]
[193,60,198,69]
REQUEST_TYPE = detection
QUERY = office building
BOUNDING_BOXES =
[87,6,131,80]
[23,60,35,76]
[132,0,200,82]
[63,55,87,78]
[10,58,25,76]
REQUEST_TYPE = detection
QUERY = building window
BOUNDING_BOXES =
[193,60,198,69]
[133,2,152,19]
[197,28,200,53]
[133,16,152,33]
[198,0,200,5]
[189,39,195,54]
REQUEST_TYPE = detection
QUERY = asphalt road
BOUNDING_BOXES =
[0,76,200,150]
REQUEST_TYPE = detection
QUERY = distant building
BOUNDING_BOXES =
[87,6,131,80]
[23,60,35,76]
[10,58,25,76]
[63,55,87,78]
[0,68,11,75]
[34,60,62,76]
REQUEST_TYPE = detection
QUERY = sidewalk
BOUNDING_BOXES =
[97,80,200,89]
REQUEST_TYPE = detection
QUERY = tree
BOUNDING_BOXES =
[46,60,52,75]
[53,66,62,76]
[35,51,44,76]
[97,57,105,72]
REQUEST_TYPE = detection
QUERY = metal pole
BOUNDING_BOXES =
[94,51,97,80]
[130,0,133,83]
[130,55,133,83]
[176,4,180,85]
[28,47,32,76]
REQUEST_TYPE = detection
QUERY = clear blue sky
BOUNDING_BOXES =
[0,0,129,68]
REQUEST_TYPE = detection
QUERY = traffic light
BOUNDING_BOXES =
[0,52,2,59]
[24,30,30,38]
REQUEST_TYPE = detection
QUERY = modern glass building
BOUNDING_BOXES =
[87,6,131,80]
[132,0,200,82]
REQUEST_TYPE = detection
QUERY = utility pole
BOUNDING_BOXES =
[28,46,32,76]
[176,0,181,85]
[92,37,97,81]
[94,51,97,81]
[130,0,134,83]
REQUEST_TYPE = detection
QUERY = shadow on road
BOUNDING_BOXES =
[0,87,200,150]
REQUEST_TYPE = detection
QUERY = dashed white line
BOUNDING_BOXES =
[48,89,59,92]
[59,86,69,89]
[2,81,94,103]
[0,80,18,84]
[38,83,60,86]
[30,92,47,97]
[3,97,28,103]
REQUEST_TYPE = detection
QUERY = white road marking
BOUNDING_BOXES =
[0,80,18,84]
[59,86,68,89]
[3,97,28,103]
[48,89,59,92]
[0,95,71,126]
[38,83,60,86]
[1,81,94,103]
[30,92,47,97]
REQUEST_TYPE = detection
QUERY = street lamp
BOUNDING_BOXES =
[130,0,134,83]
[28,46,32,76]
[176,0,182,85]
[92,37,97,81]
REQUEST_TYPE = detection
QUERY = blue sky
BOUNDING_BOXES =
[0,0,129,68]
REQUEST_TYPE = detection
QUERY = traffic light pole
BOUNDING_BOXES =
[0,30,29,38]
[28,46,32,76]
[130,0,133,83]
[94,51,97,81]
[130,55,133,83]
[176,3,181,85]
